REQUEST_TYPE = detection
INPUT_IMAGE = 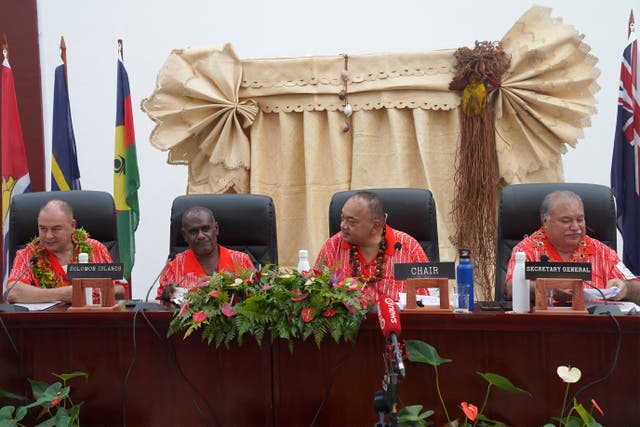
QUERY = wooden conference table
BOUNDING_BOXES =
[1,306,638,426]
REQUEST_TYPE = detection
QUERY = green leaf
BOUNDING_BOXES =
[477,372,530,395]
[404,339,452,367]
[52,371,88,383]
[14,406,27,422]
[398,405,434,421]
[0,389,26,401]
[569,398,602,427]
[0,405,16,419]
[566,417,582,427]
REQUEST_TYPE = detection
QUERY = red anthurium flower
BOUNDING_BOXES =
[591,398,604,416]
[290,289,309,302]
[192,311,207,323]
[208,290,219,298]
[50,397,63,406]
[322,308,336,317]
[221,302,237,317]
[301,307,316,322]
[179,303,190,317]
[461,402,478,421]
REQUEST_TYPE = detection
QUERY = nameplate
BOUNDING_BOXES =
[67,263,124,279]
[524,262,592,280]
[394,262,456,280]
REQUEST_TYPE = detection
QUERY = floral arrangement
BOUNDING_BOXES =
[399,340,605,427]
[0,371,88,427]
[167,266,372,349]
[31,228,93,288]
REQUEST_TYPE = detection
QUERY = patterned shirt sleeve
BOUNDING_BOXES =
[7,246,37,286]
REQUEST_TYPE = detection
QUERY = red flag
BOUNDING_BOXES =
[1,51,32,286]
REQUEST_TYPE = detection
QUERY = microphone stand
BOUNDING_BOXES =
[584,281,623,316]
[373,240,404,426]
[0,257,37,313]
[374,342,400,427]
[132,253,176,312]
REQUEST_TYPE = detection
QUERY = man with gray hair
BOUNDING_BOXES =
[5,199,125,303]
[504,190,637,300]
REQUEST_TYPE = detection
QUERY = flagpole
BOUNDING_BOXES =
[2,33,8,60]
[118,39,123,62]
[629,10,635,38]
[60,36,68,89]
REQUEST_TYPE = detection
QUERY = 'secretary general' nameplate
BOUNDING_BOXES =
[66,263,124,279]
[524,262,592,281]
[394,262,456,280]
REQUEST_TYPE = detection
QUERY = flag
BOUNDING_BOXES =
[51,64,81,190]
[114,57,140,284]
[1,54,31,287]
[612,28,640,276]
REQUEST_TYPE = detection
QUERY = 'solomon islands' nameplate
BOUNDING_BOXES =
[67,263,124,279]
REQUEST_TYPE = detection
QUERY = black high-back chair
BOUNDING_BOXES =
[495,183,617,301]
[328,188,439,261]
[170,194,278,267]
[7,190,120,268]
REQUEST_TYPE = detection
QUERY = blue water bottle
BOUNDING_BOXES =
[457,249,474,311]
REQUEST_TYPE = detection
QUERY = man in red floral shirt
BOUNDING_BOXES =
[157,206,254,301]
[505,190,637,299]
[5,200,125,303]
[314,191,428,302]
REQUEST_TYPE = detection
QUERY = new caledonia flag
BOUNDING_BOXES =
[612,19,640,276]
[114,50,140,284]
[1,48,31,286]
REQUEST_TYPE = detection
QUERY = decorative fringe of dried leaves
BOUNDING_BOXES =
[449,41,511,301]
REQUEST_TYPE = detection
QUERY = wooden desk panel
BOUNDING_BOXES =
[1,310,638,426]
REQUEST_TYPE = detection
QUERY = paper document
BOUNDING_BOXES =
[584,286,619,301]
[13,302,59,312]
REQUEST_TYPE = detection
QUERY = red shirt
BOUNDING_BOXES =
[157,245,254,298]
[505,227,636,289]
[314,225,429,301]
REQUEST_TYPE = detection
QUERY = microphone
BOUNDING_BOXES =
[540,255,550,263]
[132,252,176,312]
[0,257,38,312]
[377,294,405,378]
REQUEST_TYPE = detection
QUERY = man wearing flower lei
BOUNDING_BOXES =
[157,206,254,301]
[504,190,638,301]
[5,200,126,303]
[314,191,429,302]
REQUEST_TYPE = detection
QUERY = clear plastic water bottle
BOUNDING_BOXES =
[512,251,530,313]
[297,249,311,273]
[457,249,474,311]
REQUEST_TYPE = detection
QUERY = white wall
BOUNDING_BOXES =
[35,0,638,299]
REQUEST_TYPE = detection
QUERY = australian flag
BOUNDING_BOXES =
[612,27,640,276]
